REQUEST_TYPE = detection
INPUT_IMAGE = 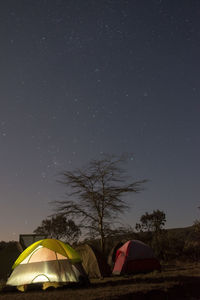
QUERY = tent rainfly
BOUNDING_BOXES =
[75,244,111,278]
[112,240,161,275]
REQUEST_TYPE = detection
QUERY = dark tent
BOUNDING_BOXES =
[112,240,161,275]
[75,244,111,278]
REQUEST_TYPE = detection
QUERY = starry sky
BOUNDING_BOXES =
[0,0,200,241]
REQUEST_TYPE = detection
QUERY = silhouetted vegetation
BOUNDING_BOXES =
[81,220,199,263]
[135,210,166,258]
[34,215,81,244]
[135,210,166,233]
[54,154,147,253]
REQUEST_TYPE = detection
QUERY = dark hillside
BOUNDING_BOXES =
[166,226,194,241]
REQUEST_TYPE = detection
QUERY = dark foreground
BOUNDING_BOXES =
[0,262,200,299]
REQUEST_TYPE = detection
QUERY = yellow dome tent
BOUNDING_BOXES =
[6,239,88,290]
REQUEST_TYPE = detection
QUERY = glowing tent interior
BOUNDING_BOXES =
[6,239,88,288]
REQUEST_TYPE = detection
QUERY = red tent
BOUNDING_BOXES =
[112,240,160,275]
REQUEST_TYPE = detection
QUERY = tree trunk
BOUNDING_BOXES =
[99,218,105,253]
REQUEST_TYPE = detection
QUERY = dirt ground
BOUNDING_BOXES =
[0,262,200,299]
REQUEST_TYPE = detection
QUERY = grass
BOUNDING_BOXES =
[0,261,200,299]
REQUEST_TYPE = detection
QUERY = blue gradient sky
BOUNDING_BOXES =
[0,0,200,241]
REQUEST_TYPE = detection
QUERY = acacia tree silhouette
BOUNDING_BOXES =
[54,154,147,253]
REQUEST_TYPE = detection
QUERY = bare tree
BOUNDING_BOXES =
[54,154,147,253]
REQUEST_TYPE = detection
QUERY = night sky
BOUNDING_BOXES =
[0,0,200,241]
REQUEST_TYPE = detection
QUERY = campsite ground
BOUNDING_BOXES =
[0,261,200,299]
